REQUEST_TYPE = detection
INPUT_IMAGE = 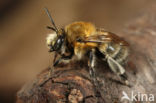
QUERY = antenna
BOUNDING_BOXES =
[46,26,56,32]
[44,8,58,33]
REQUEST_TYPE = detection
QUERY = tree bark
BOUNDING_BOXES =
[16,5,156,103]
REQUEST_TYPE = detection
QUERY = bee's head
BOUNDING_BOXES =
[45,8,65,52]
[46,29,65,52]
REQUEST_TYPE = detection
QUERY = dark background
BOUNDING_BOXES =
[0,0,155,102]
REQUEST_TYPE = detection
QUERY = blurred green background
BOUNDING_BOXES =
[0,0,155,102]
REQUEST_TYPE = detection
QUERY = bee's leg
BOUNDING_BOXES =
[53,57,62,67]
[106,56,130,86]
[51,52,58,71]
[53,54,73,67]
[88,49,99,86]
[53,52,58,65]
[88,51,96,81]
[89,50,106,101]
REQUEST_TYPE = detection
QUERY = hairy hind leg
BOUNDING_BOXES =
[106,55,130,86]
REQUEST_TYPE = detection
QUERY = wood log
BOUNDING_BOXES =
[16,5,156,103]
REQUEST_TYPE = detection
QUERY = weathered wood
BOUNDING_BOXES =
[16,5,156,103]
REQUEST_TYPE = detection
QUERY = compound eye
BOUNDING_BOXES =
[54,36,64,51]
[57,38,61,44]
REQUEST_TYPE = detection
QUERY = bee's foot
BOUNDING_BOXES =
[48,68,54,77]
[119,74,132,87]
[124,80,132,87]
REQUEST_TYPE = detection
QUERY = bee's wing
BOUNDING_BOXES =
[79,30,129,46]
[84,35,112,43]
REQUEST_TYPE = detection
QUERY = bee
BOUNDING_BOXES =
[45,8,130,86]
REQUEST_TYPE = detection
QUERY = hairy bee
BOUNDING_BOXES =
[45,8,130,86]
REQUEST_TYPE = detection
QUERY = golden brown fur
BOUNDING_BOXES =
[65,22,97,59]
